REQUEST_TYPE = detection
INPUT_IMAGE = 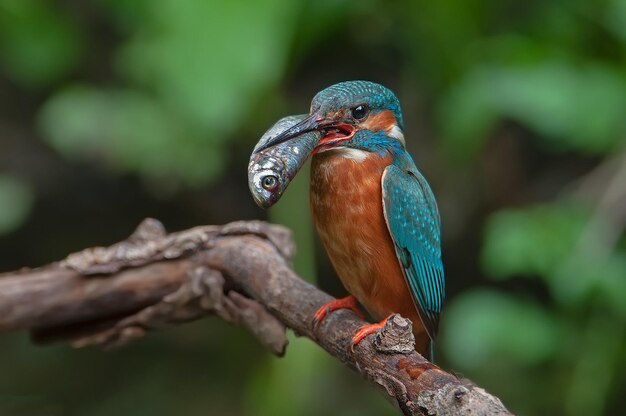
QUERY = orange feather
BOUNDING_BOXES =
[360,109,397,132]
[310,150,430,354]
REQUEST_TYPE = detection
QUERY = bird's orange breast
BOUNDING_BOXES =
[310,149,429,352]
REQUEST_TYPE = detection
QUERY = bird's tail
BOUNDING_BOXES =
[427,341,435,363]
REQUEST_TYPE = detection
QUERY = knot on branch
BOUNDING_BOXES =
[374,314,415,354]
[416,382,511,416]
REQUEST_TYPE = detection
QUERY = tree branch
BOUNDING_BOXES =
[0,219,512,416]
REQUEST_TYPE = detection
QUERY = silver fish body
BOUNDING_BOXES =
[248,114,320,208]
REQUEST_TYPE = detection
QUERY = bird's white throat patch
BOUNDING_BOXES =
[388,124,405,146]
[327,147,369,161]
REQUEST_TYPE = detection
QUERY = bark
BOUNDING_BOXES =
[0,219,512,416]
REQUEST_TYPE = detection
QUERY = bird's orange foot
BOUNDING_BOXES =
[350,315,392,352]
[313,295,365,329]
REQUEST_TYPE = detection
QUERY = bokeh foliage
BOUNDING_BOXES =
[1,0,625,415]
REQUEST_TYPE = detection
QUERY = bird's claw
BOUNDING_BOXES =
[312,295,364,330]
[349,315,392,353]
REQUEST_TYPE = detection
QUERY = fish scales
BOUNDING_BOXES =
[248,114,320,208]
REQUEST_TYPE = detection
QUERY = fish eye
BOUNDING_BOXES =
[351,105,368,120]
[261,175,279,191]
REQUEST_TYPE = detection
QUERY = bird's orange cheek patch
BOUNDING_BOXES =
[361,110,397,132]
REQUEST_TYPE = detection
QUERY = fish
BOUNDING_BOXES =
[248,114,320,208]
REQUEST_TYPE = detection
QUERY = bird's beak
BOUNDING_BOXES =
[254,113,329,153]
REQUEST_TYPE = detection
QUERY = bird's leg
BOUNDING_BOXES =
[313,295,365,328]
[350,314,393,352]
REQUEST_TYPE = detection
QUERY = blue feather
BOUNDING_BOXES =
[381,151,445,344]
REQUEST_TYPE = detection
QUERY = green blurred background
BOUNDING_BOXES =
[1,0,625,415]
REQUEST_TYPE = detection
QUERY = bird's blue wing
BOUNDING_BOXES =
[381,155,445,342]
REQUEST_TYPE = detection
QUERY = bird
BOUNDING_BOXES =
[257,81,445,359]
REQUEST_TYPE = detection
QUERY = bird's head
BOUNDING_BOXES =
[255,81,405,154]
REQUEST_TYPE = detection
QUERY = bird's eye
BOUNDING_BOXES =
[261,175,279,191]
[351,105,369,120]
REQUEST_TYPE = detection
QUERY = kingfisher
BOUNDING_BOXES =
[257,81,445,359]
